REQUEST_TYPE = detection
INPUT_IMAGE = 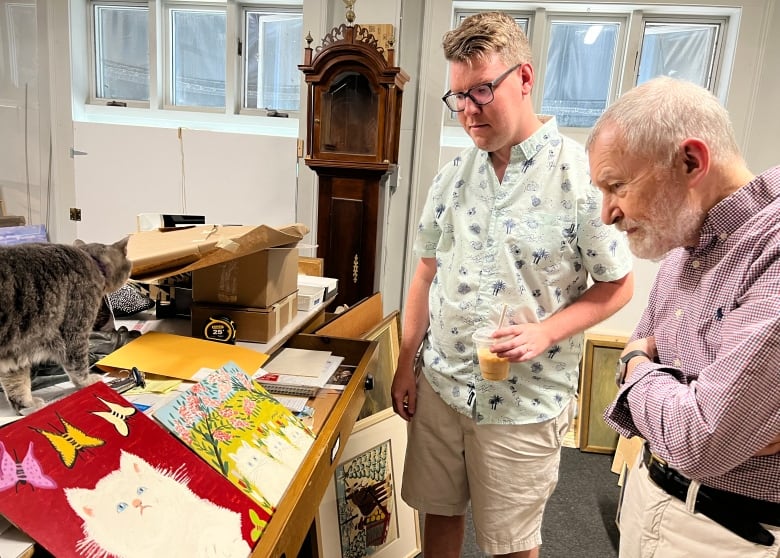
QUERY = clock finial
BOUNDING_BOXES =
[343,0,356,24]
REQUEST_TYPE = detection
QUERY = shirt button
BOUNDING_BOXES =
[673,358,682,367]
[719,233,728,241]
[675,309,684,318]
[692,260,701,268]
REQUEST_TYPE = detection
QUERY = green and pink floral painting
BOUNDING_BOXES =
[154,361,315,516]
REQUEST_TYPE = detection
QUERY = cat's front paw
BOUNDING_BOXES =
[71,372,103,388]
[12,395,46,414]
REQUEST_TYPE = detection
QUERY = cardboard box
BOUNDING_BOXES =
[191,291,298,343]
[127,223,308,282]
[193,247,298,308]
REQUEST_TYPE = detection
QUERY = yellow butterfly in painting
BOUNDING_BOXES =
[92,397,136,436]
[35,417,105,469]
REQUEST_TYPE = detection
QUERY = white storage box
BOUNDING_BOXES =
[298,274,338,300]
[297,284,325,311]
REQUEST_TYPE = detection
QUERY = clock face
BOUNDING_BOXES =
[318,71,379,156]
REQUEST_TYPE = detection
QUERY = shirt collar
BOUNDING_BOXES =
[690,166,780,254]
[512,115,560,162]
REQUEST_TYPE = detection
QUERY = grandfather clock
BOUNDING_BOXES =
[299,15,409,307]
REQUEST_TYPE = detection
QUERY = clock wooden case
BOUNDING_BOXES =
[299,24,409,307]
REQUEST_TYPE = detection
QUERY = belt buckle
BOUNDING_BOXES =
[644,444,668,470]
[650,452,667,468]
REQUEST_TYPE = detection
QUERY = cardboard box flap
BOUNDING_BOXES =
[128,223,308,281]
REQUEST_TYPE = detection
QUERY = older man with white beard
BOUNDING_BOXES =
[586,76,780,557]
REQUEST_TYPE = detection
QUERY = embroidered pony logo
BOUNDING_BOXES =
[0,441,57,492]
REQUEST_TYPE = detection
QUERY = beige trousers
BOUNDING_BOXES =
[618,456,780,557]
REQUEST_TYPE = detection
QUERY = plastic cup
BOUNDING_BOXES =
[472,327,511,381]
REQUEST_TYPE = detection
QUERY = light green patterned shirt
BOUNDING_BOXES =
[414,117,632,425]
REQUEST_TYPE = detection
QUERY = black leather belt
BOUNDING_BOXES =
[643,445,780,546]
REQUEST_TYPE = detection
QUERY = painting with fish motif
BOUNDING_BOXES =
[153,361,315,515]
[0,381,267,558]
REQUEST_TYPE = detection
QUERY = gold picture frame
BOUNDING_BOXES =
[316,408,421,558]
[578,334,627,454]
[359,310,401,421]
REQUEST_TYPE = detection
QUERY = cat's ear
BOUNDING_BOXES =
[119,450,145,473]
[114,236,130,255]
[65,487,95,519]
[74,239,86,247]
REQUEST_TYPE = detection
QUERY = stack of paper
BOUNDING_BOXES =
[254,348,343,397]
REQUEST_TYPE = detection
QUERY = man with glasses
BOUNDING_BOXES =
[391,11,633,558]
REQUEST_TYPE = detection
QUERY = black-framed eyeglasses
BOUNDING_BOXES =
[441,64,521,112]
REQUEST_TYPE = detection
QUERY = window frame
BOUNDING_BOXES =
[85,0,303,116]
[162,1,228,111]
[87,0,151,108]
[632,15,728,93]
[239,4,303,117]
[535,12,630,127]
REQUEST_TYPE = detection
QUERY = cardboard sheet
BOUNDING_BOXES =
[95,331,269,380]
[127,223,308,281]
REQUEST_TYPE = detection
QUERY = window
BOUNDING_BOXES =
[92,3,149,102]
[451,5,731,129]
[167,6,226,108]
[87,1,302,114]
[541,20,623,128]
[637,21,721,89]
[243,8,302,111]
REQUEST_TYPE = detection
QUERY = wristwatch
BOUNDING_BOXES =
[615,350,651,387]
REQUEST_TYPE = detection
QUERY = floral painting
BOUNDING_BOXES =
[154,361,315,516]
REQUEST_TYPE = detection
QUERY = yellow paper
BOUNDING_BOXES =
[95,332,269,381]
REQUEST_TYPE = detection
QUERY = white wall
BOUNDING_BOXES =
[3,0,779,339]
[71,122,297,242]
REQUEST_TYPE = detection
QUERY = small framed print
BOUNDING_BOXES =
[578,334,628,454]
[316,408,421,558]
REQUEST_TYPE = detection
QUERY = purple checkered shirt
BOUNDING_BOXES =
[605,166,780,502]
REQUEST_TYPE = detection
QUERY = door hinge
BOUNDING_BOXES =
[70,208,82,221]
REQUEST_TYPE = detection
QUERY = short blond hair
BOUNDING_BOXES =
[442,12,532,67]
[586,77,741,168]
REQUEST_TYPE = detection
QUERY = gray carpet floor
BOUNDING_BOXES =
[418,447,621,557]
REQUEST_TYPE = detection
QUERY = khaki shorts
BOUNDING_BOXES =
[401,374,573,555]
[619,454,780,558]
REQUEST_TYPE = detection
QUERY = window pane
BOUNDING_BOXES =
[637,23,719,89]
[244,11,302,110]
[94,5,149,101]
[171,9,226,107]
[542,22,619,128]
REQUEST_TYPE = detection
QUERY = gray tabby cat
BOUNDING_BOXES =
[0,237,132,412]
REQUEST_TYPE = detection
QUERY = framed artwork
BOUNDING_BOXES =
[578,334,628,454]
[316,408,421,558]
[359,311,401,421]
